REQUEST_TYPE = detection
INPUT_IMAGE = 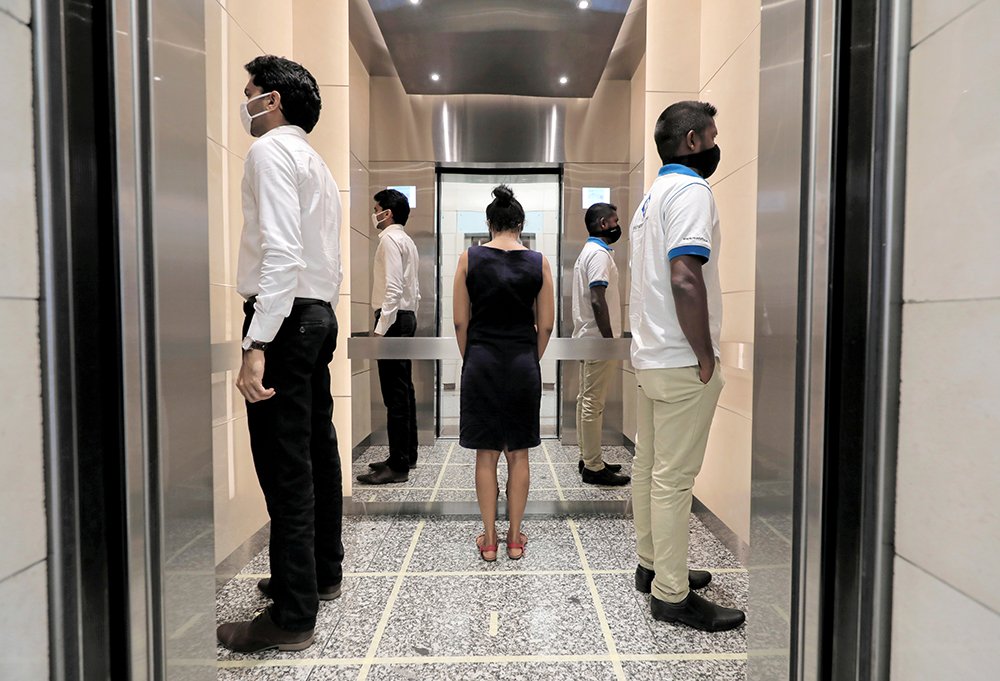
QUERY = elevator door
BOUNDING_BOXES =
[436,170,562,438]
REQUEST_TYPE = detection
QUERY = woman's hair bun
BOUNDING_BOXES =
[492,184,514,206]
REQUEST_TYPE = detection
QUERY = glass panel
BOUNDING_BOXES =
[437,171,562,438]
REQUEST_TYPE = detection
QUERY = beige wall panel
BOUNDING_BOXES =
[911,0,984,45]
[209,284,230,344]
[564,79,631,164]
[310,86,351,191]
[226,149,245,289]
[352,301,372,335]
[0,562,48,680]
[630,55,646,167]
[351,160,372,233]
[0,299,44,581]
[0,16,37,300]
[213,418,269,563]
[349,45,371,165]
[896,299,1000,612]
[333,395,353,495]
[712,160,757,294]
[227,0,293,56]
[225,15,265,160]
[351,370,372,447]
[698,0,761,89]
[370,77,436,162]
[644,90,699,183]
[718,364,752,420]
[293,0,349,87]
[720,290,754,344]
[205,0,225,146]
[338,189,351,296]
[697,406,751,543]
[351,227,371,305]
[904,1,1000,303]
[207,139,227,285]
[891,557,1000,679]
[0,0,30,23]
[645,0,701,93]
[700,25,760,181]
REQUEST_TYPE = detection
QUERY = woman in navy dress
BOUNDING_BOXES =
[453,185,555,561]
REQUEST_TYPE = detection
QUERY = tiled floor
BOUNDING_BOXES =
[216,514,748,680]
[351,442,636,504]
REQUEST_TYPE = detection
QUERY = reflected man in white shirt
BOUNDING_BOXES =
[218,56,344,653]
[358,189,421,485]
[571,203,631,487]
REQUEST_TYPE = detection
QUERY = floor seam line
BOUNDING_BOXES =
[428,442,456,502]
[231,566,747,580]
[356,519,426,680]
[540,441,567,502]
[568,518,627,681]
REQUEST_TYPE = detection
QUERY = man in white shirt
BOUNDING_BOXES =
[571,203,630,487]
[218,56,344,653]
[357,189,421,485]
[627,101,745,632]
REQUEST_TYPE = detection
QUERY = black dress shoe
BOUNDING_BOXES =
[257,578,342,601]
[650,591,746,632]
[581,466,631,486]
[216,608,314,653]
[369,458,416,471]
[357,467,409,484]
[578,460,623,474]
[635,565,712,593]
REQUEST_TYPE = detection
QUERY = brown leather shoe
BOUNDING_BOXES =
[216,608,314,653]
[257,578,342,601]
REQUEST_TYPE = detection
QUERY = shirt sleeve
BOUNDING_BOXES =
[245,143,305,343]
[585,249,612,288]
[374,235,405,335]
[663,183,714,263]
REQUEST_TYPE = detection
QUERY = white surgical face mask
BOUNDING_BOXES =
[371,209,389,229]
[239,92,271,136]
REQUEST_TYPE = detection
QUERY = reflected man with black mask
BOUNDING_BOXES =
[571,203,631,486]
[627,101,745,632]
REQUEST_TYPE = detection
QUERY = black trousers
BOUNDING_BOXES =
[243,300,344,632]
[375,309,418,472]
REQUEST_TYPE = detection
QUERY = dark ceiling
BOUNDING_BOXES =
[368,0,632,98]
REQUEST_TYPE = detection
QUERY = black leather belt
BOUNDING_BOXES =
[245,296,332,308]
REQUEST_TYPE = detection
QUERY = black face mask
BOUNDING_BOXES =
[667,144,721,179]
[593,225,622,245]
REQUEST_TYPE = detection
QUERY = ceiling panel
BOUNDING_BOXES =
[369,0,631,97]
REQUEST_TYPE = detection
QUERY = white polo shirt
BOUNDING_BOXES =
[628,164,723,370]
[572,237,622,338]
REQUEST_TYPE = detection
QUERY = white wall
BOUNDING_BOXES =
[891,1,1000,677]
[0,1,49,678]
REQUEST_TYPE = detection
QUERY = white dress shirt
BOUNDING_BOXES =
[371,224,420,335]
[237,125,343,343]
[572,237,622,338]
[628,164,722,370]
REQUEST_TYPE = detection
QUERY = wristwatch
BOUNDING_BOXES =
[242,337,268,352]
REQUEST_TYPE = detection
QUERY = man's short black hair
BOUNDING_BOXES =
[654,101,718,164]
[373,188,410,226]
[245,55,322,133]
[585,203,618,233]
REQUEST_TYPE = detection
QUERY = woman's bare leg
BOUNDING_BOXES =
[476,449,503,557]
[504,448,530,556]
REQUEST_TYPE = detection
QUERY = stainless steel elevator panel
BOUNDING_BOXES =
[560,163,631,445]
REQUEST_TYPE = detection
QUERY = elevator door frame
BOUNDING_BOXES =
[434,166,565,440]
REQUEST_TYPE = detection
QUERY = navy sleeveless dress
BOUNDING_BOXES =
[459,246,544,452]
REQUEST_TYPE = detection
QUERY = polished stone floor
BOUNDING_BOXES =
[352,442,635,504]
[216,511,748,679]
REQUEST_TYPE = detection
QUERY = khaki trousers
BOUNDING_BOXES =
[632,362,724,603]
[576,359,618,471]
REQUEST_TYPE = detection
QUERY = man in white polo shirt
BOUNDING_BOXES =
[627,101,745,632]
[572,202,630,486]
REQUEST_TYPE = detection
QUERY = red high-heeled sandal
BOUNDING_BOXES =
[476,533,498,562]
[505,532,527,560]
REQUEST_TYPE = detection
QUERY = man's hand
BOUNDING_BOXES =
[236,349,275,403]
[698,356,716,385]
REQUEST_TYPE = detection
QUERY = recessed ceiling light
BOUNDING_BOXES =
[578,1,590,8]
[430,73,441,82]
[409,0,421,5]
[559,75,569,85]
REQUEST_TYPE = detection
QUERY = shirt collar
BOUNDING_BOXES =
[260,124,307,140]
[586,236,613,252]
[658,163,702,179]
[378,223,404,239]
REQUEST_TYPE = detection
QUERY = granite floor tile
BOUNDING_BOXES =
[375,574,607,658]
[407,518,582,573]
[350,488,435,503]
[217,665,315,681]
[342,518,422,574]
[620,659,747,680]
[561,486,633,502]
[353,462,444,490]
[575,516,742,571]
[305,666,365,680]
[429,489,480,502]
[365,661,618,680]
[594,572,747,657]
